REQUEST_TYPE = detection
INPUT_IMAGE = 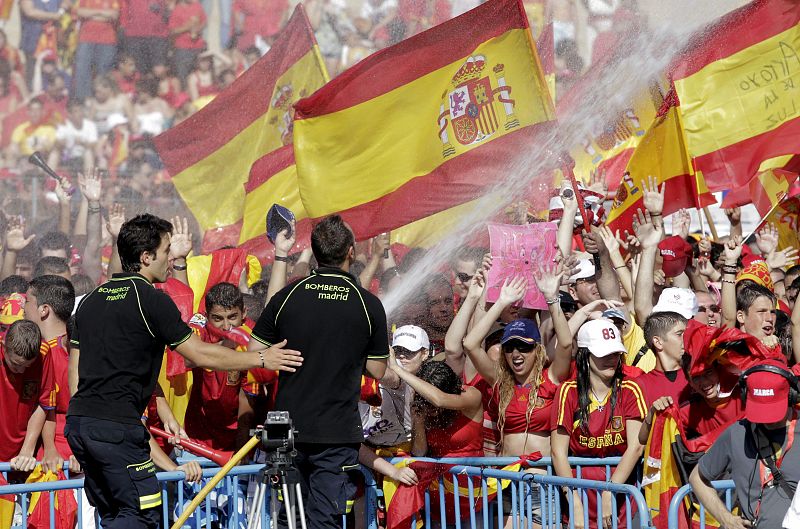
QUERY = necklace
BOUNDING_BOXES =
[591,388,610,411]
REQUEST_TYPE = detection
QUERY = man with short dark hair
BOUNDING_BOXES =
[33,256,71,280]
[736,283,777,341]
[249,214,389,529]
[67,213,302,529]
[38,231,72,260]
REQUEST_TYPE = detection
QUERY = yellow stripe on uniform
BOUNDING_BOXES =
[139,493,162,509]
[557,380,576,426]
[622,380,648,418]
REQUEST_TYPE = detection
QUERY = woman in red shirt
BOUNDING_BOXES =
[551,319,647,529]
[168,0,206,86]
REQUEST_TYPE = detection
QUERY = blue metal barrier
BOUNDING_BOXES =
[666,480,736,529]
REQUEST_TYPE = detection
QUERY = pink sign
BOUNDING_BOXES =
[486,222,558,310]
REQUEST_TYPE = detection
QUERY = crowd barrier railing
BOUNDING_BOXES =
[2,456,649,529]
[666,480,736,529]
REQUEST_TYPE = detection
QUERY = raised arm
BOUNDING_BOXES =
[266,222,297,303]
[168,217,192,286]
[390,349,481,412]
[1,216,36,280]
[462,276,527,385]
[444,265,487,375]
[79,169,104,282]
[596,225,632,300]
[633,208,664,326]
[533,261,572,383]
[556,184,579,259]
[720,236,742,329]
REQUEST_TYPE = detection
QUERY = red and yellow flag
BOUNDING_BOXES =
[605,90,714,233]
[186,248,261,313]
[671,0,800,192]
[153,5,328,238]
[756,185,800,252]
[293,0,555,240]
[720,168,799,217]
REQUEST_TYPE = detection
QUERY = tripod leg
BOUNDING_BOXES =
[294,483,308,529]
[246,482,265,529]
[282,482,295,529]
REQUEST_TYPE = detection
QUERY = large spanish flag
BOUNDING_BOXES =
[605,90,714,233]
[671,0,800,192]
[293,0,555,240]
[153,5,328,237]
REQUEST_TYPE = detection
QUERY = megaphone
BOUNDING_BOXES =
[28,151,75,195]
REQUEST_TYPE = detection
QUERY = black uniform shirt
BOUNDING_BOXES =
[251,267,389,444]
[68,273,192,424]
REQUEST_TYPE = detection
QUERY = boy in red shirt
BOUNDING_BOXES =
[25,275,80,472]
[184,282,255,451]
[0,320,57,472]
[73,0,121,101]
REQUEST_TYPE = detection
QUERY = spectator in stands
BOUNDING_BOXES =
[120,0,170,74]
[51,98,98,172]
[132,78,173,136]
[231,0,288,52]
[38,231,72,260]
[33,256,71,280]
[186,52,219,102]
[86,75,133,135]
[691,360,800,529]
[110,53,141,98]
[20,0,66,86]
[450,246,485,306]
[416,274,454,354]
[169,0,208,86]
[1,319,57,473]
[8,96,56,159]
[73,0,120,101]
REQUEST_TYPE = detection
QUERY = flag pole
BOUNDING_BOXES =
[702,207,718,240]
[560,153,591,229]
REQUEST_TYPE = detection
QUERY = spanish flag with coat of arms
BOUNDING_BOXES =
[292,0,555,240]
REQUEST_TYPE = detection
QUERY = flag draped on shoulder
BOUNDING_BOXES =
[293,0,555,240]
[671,0,800,192]
[154,5,328,243]
[605,90,713,233]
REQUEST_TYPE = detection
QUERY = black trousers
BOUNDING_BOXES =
[285,443,359,529]
[65,416,161,529]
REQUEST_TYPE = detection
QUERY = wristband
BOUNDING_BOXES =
[172,263,187,271]
[614,264,627,270]
[650,213,662,217]
[545,297,560,306]
[258,350,265,369]
[722,279,736,285]
[274,255,289,262]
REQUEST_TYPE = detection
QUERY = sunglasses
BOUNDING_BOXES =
[502,341,536,354]
[394,347,424,358]
[698,304,721,314]
[455,272,472,283]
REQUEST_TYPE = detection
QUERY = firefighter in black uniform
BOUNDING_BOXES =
[67,214,303,529]
[249,215,389,529]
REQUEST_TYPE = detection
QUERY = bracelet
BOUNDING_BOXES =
[614,264,627,270]
[545,297,560,305]
[88,205,101,214]
[722,279,736,285]
[650,213,662,217]
[172,263,187,271]
[258,350,265,369]
[274,255,289,262]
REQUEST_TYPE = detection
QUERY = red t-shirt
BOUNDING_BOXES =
[0,341,57,461]
[169,2,207,50]
[633,368,692,408]
[678,396,744,440]
[232,0,287,49]
[78,0,121,45]
[38,336,72,459]
[553,379,646,458]
[120,0,169,38]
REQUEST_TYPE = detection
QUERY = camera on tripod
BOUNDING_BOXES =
[258,411,296,453]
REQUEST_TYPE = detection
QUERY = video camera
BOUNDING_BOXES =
[254,411,297,466]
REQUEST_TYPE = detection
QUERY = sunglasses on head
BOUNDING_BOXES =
[698,304,721,313]
[502,341,536,354]
[455,272,472,283]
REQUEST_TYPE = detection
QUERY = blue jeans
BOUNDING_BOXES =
[73,42,117,101]
[202,0,233,47]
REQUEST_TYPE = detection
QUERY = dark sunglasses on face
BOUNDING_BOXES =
[455,272,472,283]
[698,304,721,313]
[502,341,536,354]
[394,347,423,358]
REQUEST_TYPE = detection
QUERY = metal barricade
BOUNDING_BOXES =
[666,480,736,529]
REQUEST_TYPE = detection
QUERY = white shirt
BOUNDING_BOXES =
[56,119,98,158]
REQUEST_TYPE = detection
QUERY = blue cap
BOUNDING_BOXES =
[266,204,295,243]
[500,319,540,345]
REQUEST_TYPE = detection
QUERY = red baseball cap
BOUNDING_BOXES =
[744,360,792,424]
[658,236,693,278]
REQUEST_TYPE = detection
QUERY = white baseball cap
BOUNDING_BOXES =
[392,325,430,351]
[569,259,596,284]
[577,319,626,357]
[652,288,698,319]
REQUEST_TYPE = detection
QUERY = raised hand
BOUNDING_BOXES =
[672,209,691,239]
[755,223,779,255]
[596,225,621,255]
[632,208,663,247]
[723,235,743,265]
[78,167,102,203]
[641,175,665,216]
[170,217,193,259]
[54,177,73,204]
[580,298,624,320]
[372,232,390,258]
[5,216,35,251]
[466,268,486,300]
[533,261,565,300]
[274,218,298,257]
[561,253,580,283]
[587,167,608,199]
[106,204,126,239]
[767,247,800,270]
[498,276,527,306]
[724,206,741,226]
